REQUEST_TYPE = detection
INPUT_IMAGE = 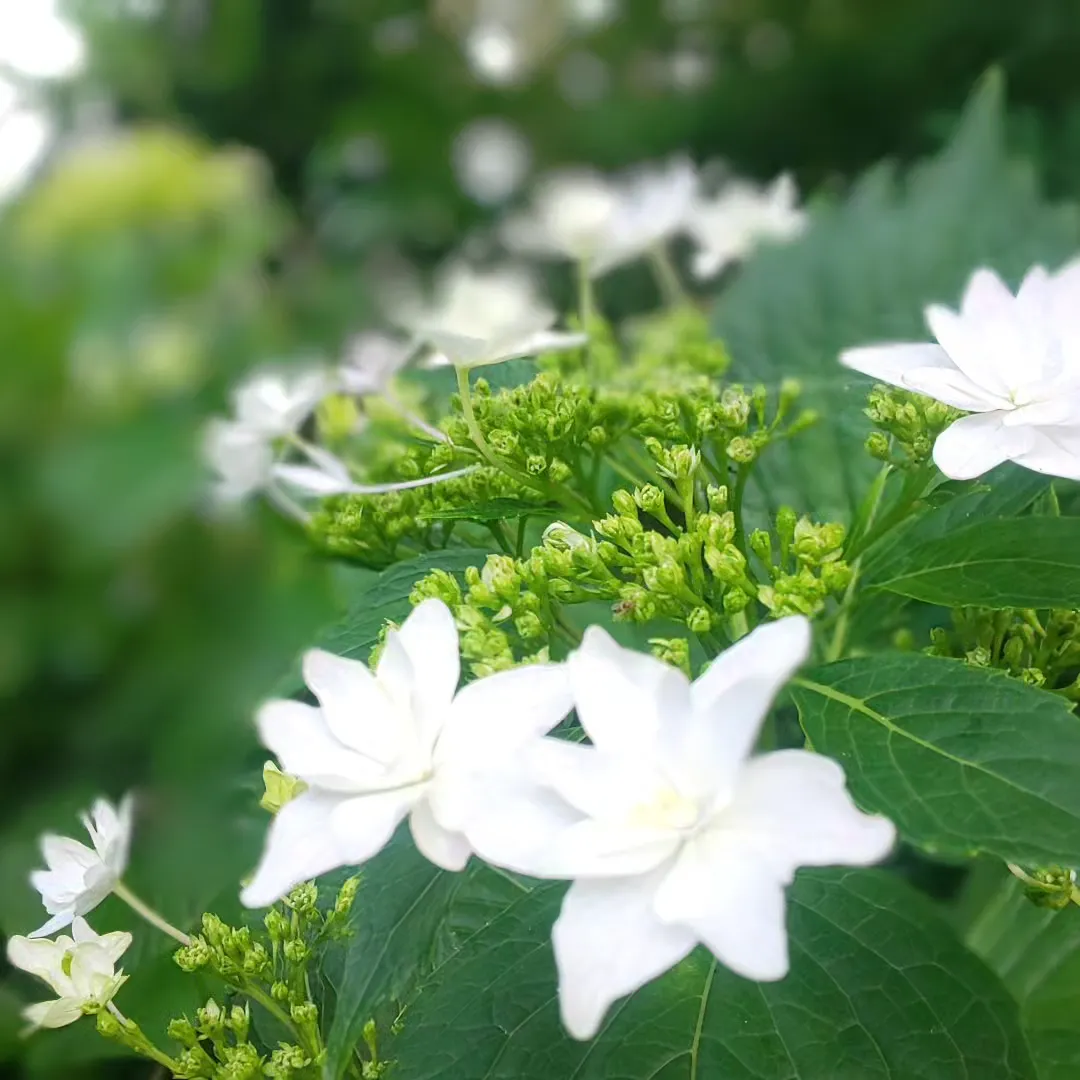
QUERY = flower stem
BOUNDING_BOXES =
[649,244,688,308]
[577,259,594,326]
[112,881,191,945]
[104,1003,182,1072]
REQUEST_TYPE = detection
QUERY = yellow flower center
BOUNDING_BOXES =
[627,786,700,832]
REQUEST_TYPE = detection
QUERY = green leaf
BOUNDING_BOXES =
[390,869,1033,1080]
[715,73,1080,521]
[417,498,543,524]
[274,548,488,696]
[793,654,1080,865]
[872,517,1080,609]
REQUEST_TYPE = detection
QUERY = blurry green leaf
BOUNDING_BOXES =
[716,73,1080,521]
[793,654,1080,865]
[390,869,1032,1080]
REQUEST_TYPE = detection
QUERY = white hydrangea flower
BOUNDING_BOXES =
[504,158,698,278]
[240,599,573,907]
[396,261,586,369]
[29,796,134,938]
[6,918,131,1030]
[462,619,895,1040]
[338,332,413,398]
[688,173,806,279]
[231,367,334,438]
[841,262,1080,480]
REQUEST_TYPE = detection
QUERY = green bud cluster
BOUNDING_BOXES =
[927,607,1080,693]
[1016,865,1079,910]
[864,386,961,467]
[753,510,852,618]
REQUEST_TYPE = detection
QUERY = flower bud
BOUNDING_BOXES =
[201,914,229,948]
[548,459,572,483]
[727,436,756,465]
[611,489,638,518]
[175,935,213,972]
[775,506,797,548]
[543,521,592,553]
[706,485,729,512]
[260,761,307,815]
[668,446,702,480]
[264,908,291,943]
[283,939,310,965]
[515,612,545,640]
[287,882,319,917]
[168,1017,200,1047]
[788,409,819,435]
[614,585,658,623]
[718,387,750,428]
[198,999,224,1034]
[1021,667,1047,689]
[649,637,691,676]
[96,1009,125,1040]
[821,561,853,593]
[526,454,547,475]
[722,588,752,614]
[230,1005,250,1042]
[687,607,713,634]
[634,485,666,518]
[271,981,290,1002]
[705,544,747,586]
[749,529,772,565]
[334,875,360,917]
[865,431,892,462]
[291,1002,319,1027]
[644,558,685,594]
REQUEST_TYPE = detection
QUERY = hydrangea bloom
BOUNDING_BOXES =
[241,599,572,907]
[30,796,134,938]
[841,263,1080,480]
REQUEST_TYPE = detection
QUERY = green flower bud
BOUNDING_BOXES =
[230,1005,250,1042]
[775,505,797,548]
[966,645,992,667]
[291,1002,319,1027]
[718,387,750,428]
[201,914,229,948]
[264,908,291,943]
[727,436,756,464]
[283,939,310,965]
[260,761,307,815]
[335,875,361,917]
[865,431,892,462]
[197,998,224,1034]
[270,1044,311,1071]
[287,882,319,917]
[722,588,752,614]
[548,459,572,483]
[668,445,702,480]
[644,558,685,594]
[749,529,772,565]
[706,485,729,512]
[787,409,819,435]
[175,935,213,972]
[543,521,593,553]
[779,377,802,411]
[515,612,545,640]
[634,485,667,517]
[587,425,608,446]
[177,1047,215,1078]
[526,454,547,475]
[96,1009,125,1040]
[1023,866,1077,909]
[271,981,290,1002]
[1021,667,1047,688]
[614,585,658,623]
[687,606,713,634]
[705,544,747,586]
[410,569,462,609]
[649,637,691,676]
[611,489,638,518]
[168,1017,200,1047]
[820,561,853,594]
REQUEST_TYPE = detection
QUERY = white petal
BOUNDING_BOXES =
[727,750,896,873]
[466,330,588,367]
[28,908,76,939]
[897,366,1008,412]
[240,793,352,908]
[423,329,493,366]
[408,798,471,871]
[932,412,1032,480]
[328,788,417,864]
[924,303,1016,398]
[23,997,83,1030]
[960,267,1014,318]
[1003,398,1080,428]
[567,627,689,757]
[42,835,97,873]
[6,936,63,980]
[530,737,657,821]
[654,831,791,982]
[1013,426,1080,481]
[301,649,405,765]
[839,342,955,386]
[553,873,696,1040]
[438,663,572,769]
[683,617,810,798]
[256,699,387,789]
[544,817,680,878]
[387,599,460,739]
[271,463,355,496]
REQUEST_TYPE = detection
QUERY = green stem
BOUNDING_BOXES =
[648,244,688,308]
[105,1004,182,1072]
[730,465,750,555]
[112,881,190,945]
[577,259,595,326]
[242,980,310,1053]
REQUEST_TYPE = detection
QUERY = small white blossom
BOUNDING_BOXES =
[231,367,333,438]
[338,332,413,397]
[841,262,1080,480]
[29,795,133,938]
[504,158,698,278]
[6,918,132,1030]
[464,620,894,1039]
[688,173,806,279]
[396,261,585,369]
[240,599,573,907]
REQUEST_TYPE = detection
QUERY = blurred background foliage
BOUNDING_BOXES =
[2,0,1080,1076]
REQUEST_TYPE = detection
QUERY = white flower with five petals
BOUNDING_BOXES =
[30,796,134,938]
[396,262,586,369]
[688,174,806,279]
[466,620,895,1039]
[841,263,1080,480]
[7,918,132,1030]
[240,598,573,907]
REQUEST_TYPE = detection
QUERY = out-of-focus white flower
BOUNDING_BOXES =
[841,262,1080,481]
[464,620,895,1039]
[396,262,586,369]
[29,797,134,938]
[688,174,807,279]
[453,118,532,206]
[240,599,573,907]
[338,333,413,398]
[6,918,131,1030]
[505,158,698,278]
[231,367,333,439]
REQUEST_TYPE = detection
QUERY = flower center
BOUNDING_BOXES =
[627,786,700,832]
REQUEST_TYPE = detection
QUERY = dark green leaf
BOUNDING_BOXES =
[391,869,1032,1080]
[716,73,1080,521]
[873,517,1080,609]
[793,654,1080,865]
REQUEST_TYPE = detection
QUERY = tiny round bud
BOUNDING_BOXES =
[727,437,756,465]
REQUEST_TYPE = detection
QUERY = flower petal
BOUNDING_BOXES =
[438,663,572,769]
[256,699,387,790]
[543,817,680,878]
[241,793,352,908]
[897,366,1008,412]
[27,908,76,940]
[530,737,657,821]
[932,412,1032,480]
[839,342,954,385]
[727,750,896,873]
[683,617,811,798]
[553,872,696,1040]
[329,789,417,864]
[23,997,84,1030]
[41,835,98,873]
[301,649,404,765]
[960,267,1015,319]
[1013,426,1080,482]
[567,627,689,757]
[6,936,63,982]
[387,599,460,741]
[271,463,355,496]
[468,330,587,367]
[924,303,1020,398]
[654,831,791,982]
[409,798,471,872]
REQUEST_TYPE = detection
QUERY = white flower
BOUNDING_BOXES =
[396,261,586,369]
[688,174,806,279]
[6,918,131,1030]
[240,598,573,907]
[470,620,895,1039]
[504,158,698,277]
[29,796,134,938]
[338,332,413,397]
[841,262,1080,481]
[231,366,333,438]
